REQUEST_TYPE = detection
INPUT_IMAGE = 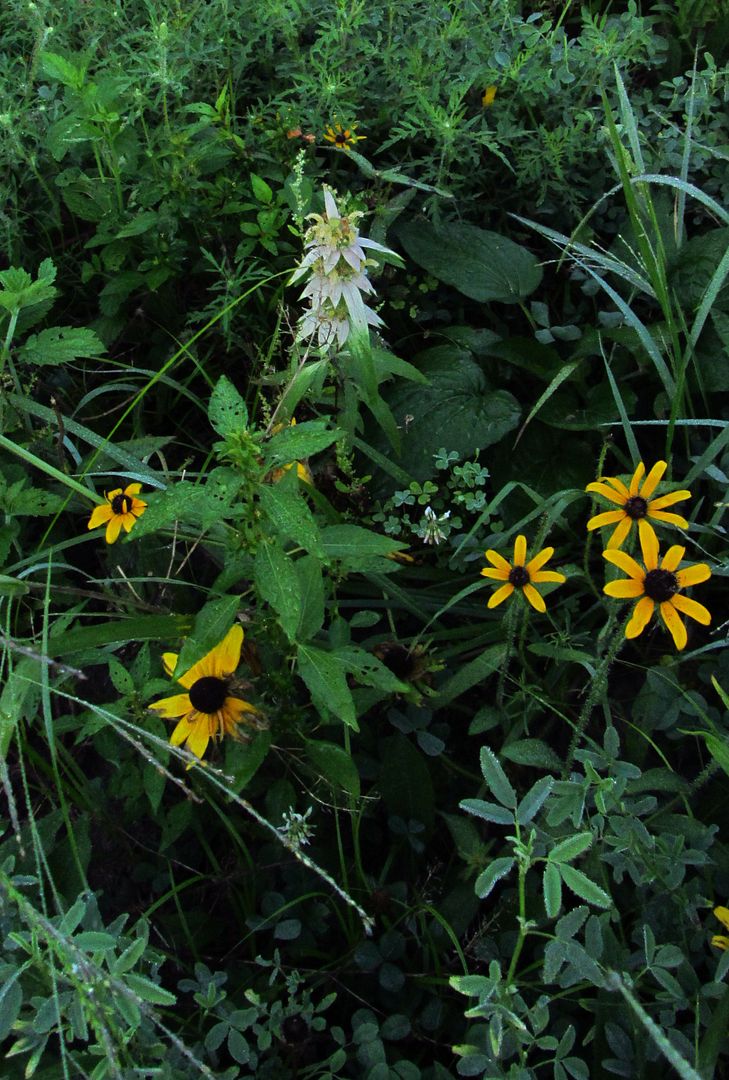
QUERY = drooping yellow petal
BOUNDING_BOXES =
[661,545,685,572]
[513,535,527,567]
[604,578,645,598]
[628,461,646,496]
[522,584,546,612]
[714,906,729,932]
[531,569,566,584]
[648,489,691,511]
[87,504,114,530]
[671,594,711,626]
[603,549,644,580]
[625,596,654,639]
[481,566,510,581]
[185,719,211,760]
[587,509,626,531]
[105,516,123,544]
[526,546,554,575]
[660,601,687,650]
[487,583,514,608]
[484,549,511,574]
[638,521,659,570]
[148,693,192,718]
[675,563,711,588]
[585,482,626,506]
[639,460,667,499]
[605,515,633,550]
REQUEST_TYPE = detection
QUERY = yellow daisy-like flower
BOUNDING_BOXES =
[481,534,566,613]
[323,122,365,151]
[87,483,147,544]
[586,460,690,550]
[711,906,729,950]
[602,526,711,651]
[148,625,262,765]
[482,85,497,107]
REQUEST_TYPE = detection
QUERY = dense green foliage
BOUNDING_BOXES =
[1,2,729,1078]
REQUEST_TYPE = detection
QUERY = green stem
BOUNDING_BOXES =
[506,821,528,985]
[496,601,520,708]
[563,611,626,776]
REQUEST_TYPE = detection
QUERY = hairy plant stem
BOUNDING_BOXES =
[496,601,520,708]
[506,819,529,986]
[563,611,626,776]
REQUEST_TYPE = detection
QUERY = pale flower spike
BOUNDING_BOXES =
[291,185,400,350]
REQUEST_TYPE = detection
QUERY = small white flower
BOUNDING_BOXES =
[278,806,315,849]
[419,505,451,546]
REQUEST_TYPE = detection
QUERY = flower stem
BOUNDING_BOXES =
[496,601,520,708]
[563,611,626,776]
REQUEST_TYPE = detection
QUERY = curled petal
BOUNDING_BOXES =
[625,596,655,639]
[522,584,546,612]
[603,548,644,580]
[604,579,644,598]
[671,594,711,626]
[640,460,667,499]
[487,583,514,609]
[712,935,729,951]
[638,520,659,569]
[606,515,633,550]
[675,563,712,588]
[513,535,527,567]
[648,489,691,511]
[629,461,646,496]
[587,509,626,531]
[660,602,687,650]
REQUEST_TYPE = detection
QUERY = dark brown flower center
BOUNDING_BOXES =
[335,132,347,144]
[624,495,648,520]
[643,569,679,603]
[508,566,530,588]
[189,676,228,713]
[111,493,133,515]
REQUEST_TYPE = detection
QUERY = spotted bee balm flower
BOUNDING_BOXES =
[586,460,690,550]
[290,186,400,350]
[149,625,263,765]
[481,534,566,613]
[602,526,711,651]
[87,483,147,544]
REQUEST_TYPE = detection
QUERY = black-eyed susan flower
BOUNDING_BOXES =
[481,534,566,613]
[87,483,147,544]
[148,625,262,764]
[323,122,365,151]
[711,906,729,950]
[586,460,690,550]
[602,526,711,651]
[482,85,497,107]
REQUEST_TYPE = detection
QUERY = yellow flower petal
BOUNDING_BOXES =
[625,596,654,639]
[606,515,633,550]
[604,579,645,599]
[212,625,244,677]
[714,906,729,933]
[149,693,193,718]
[484,549,511,573]
[522,583,546,612]
[603,549,644,579]
[105,516,123,544]
[660,601,687,650]
[638,520,659,569]
[513,535,527,567]
[639,460,667,499]
[671,594,711,626]
[88,504,113,530]
[675,563,711,588]
[170,714,194,746]
[481,567,510,581]
[601,476,630,498]
[488,583,514,608]
[526,546,554,574]
[587,509,626,531]
[185,719,211,760]
[629,461,646,496]
[585,481,626,505]
[648,489,691,511]
[712,935,729,950]
[661,545,685,572]
[648,509,689,528]
[162,652,179,678]
[123,483,143,496]
[531,570,566,584]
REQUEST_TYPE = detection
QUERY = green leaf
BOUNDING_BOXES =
[226,731,272,792]
[548,833,593,864]
[459,799,514,826]
[479,747,516,809]
[264,421,340,466]
[258,479,323,557]
[297,644,358,731]
[516,776,555,825]
[0,260,57,316]
[305,739,360,797]
[503,739,562,772]
[704,733,729,781]
[0,975,22,1041]
[124,973,176,1006]
[251,173,274,204]
[397,220,542,302]
[543,862,563,919]
[294,555,325,641]
[474,857,515,899]
[433,645,505,707]
[19,326,106,367]
[335,645,409,694]
[379,349,520,482]
[254,540,302,642]
[74,931,117,952]
[39,51,86,88]
[209,375,248,436]
[558,865,611,908]
[379,734,434,829]
[320,524,407,568]
[0,575,29,597]
[173,596,241,680]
